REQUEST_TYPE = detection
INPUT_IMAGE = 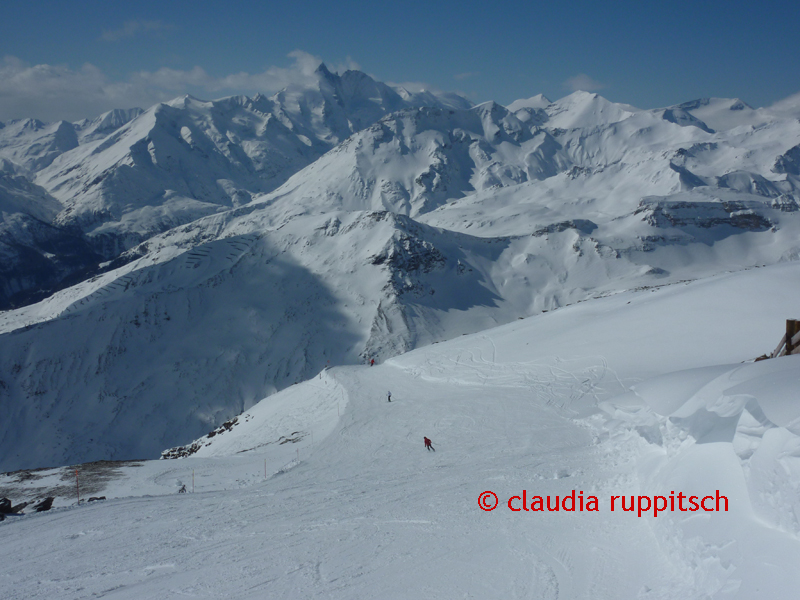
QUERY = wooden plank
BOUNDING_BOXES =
[772,333,787,358]
[786,320,800,355]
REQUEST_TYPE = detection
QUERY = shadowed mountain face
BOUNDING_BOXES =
[0,171,103,310]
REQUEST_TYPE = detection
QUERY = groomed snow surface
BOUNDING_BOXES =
[2,262,800,598]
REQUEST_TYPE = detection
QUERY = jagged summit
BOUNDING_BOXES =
[314,61,335,78]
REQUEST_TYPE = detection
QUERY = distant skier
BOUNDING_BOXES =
[178,484,187,494]
[424,436,435,451]
[370,358,375,367]
[387,391,392,402]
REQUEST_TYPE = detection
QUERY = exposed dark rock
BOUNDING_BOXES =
[162,417,241,459]
[771,195,800,212]
[33,497,54,512]
[534,219,597,236]
[661,109,714,133]
[773,144,800,176]
[0,497,25,514]
[371,233,446,273]
[636,199,772,231]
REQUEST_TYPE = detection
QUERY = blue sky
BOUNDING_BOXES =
[1,0,798,121]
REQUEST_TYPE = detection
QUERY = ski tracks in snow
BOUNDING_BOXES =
[325,359,656,599]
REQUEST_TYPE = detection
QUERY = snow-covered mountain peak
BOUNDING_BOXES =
[0,118,79,173]
[674,97,769,132]
[544,91,640,130]
[471,100,514,120]
[506,93,552,113]
[506,94,551,127]
[9,118,47,133]
[270,63,473,137]
[74,107,144,143]
[471,101,529,142]
[339,69,401,106]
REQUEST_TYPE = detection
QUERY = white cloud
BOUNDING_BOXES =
[100,20,172,42]
[564,73,606,92]
[768,89,800,116]
[130,50,333,95]
[388,80,435,94]
[330,56,361,74]
[0,51,337,122]
[0,56,157,122]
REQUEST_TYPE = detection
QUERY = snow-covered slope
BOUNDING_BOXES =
[543,90,639,129]
[2,262,800,598]
[675,97,765,132]
[0,169,60,222]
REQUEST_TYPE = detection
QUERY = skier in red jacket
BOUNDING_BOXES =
[424,436,435,451]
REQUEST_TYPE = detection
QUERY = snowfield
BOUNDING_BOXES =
[2,262,800,598]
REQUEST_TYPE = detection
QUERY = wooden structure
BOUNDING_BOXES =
[759,319,800,360]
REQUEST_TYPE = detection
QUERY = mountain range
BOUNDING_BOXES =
[1,65,799,472]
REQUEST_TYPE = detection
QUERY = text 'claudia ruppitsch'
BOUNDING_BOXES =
[478,489,729,518]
